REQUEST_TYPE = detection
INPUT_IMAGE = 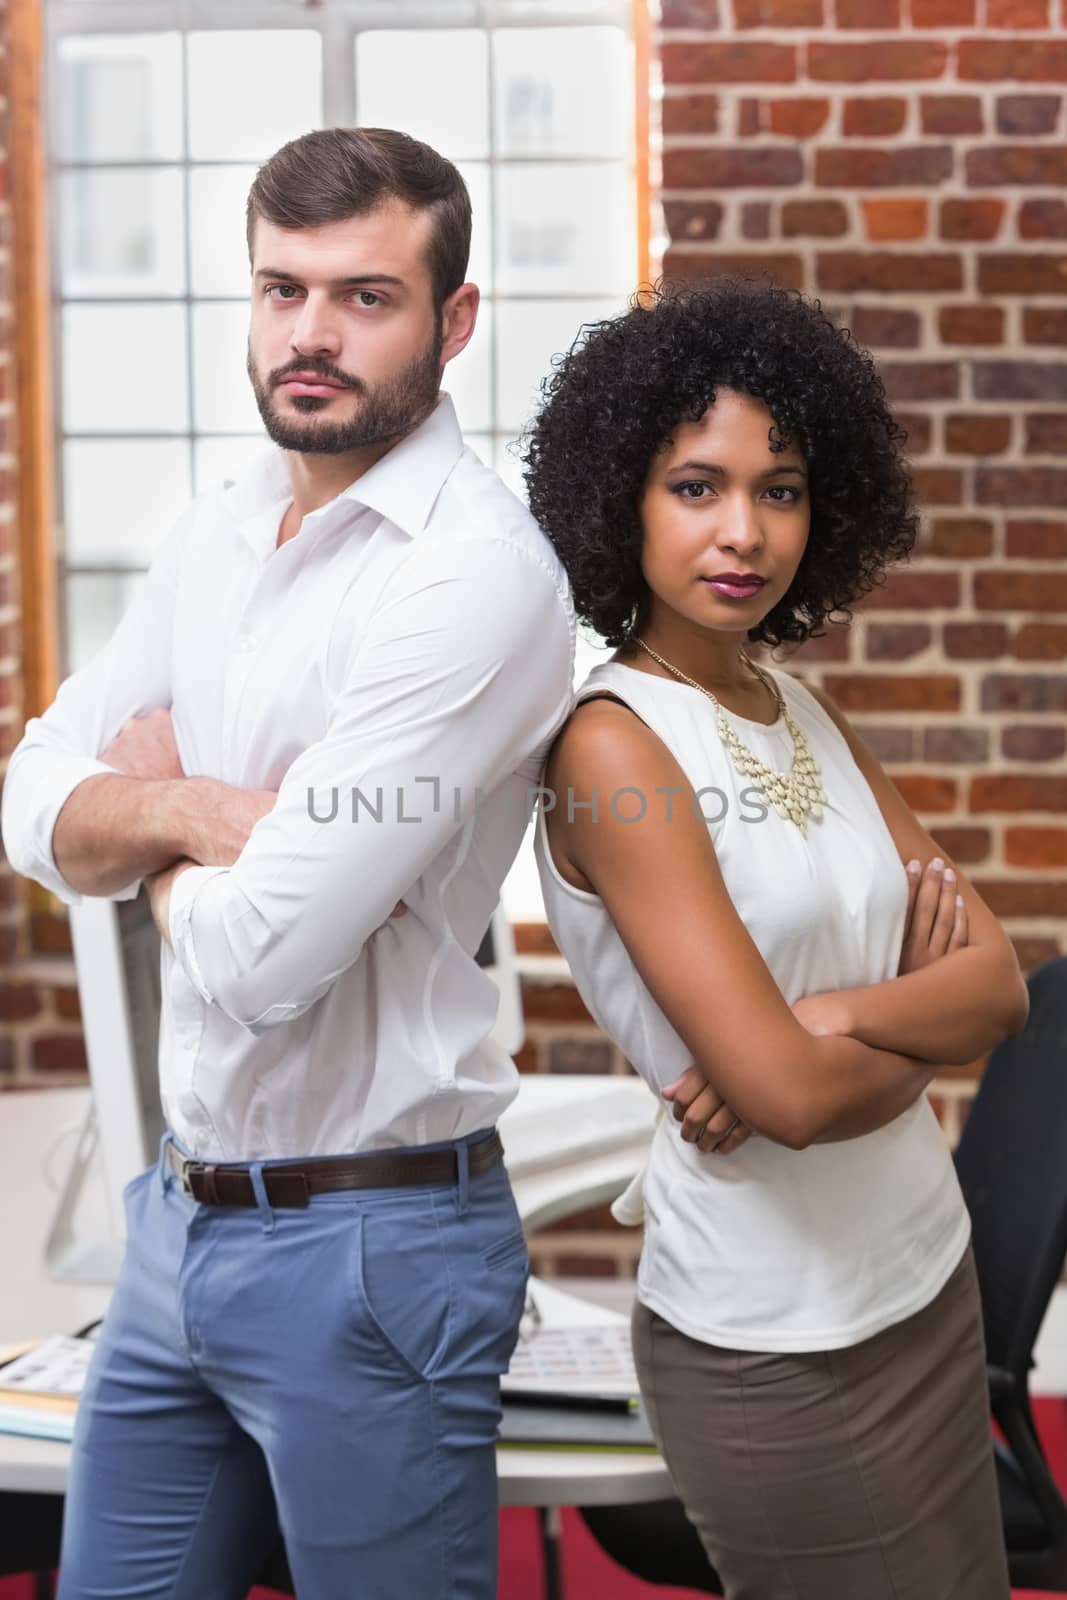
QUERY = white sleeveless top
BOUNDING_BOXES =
[534,660,970,1352]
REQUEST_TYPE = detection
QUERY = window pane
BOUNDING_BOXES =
[457,162,491,296]
[189,166,258,298]
[496,163,633,296]
[58,168,186,299]
[495,298,621,434]
[192,303,261,434]
[493,27,630,158]
[65,571,146,675]
[194,436,272,496]
[63,441,191,565]
[187,31,322,162]
[444,307,492,434]
[56,33,183,163]
[62,304,189,433]
[356,31,489,161]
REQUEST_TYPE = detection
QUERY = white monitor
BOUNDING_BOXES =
[49,891,524,1283]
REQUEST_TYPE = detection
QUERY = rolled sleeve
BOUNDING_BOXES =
[0,508,189,904]
[167,862,231,1002]
[4,754,130,906]
[169,537,573,1033]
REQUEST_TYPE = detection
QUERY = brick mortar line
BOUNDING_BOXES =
[657,26,1067,40]
[7,1018,85,1036]
[658,125,1065,156]
[671,230,1067,257]
[661,245,1067,282]
[662,228,1067,251]
[796,624,1067,636]
[661,83,1065,101]
[661,136,1067,150]
[0,958,78,984]
[669,239,1064,260]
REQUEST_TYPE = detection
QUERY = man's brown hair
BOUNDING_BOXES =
[246,127,472,312]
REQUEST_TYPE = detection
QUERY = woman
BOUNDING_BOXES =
[524,278,1026,1599]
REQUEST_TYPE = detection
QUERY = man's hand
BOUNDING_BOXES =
[104,710,408,920]
[661,1067,752,1156]
[102,707,185,780]
[144,857,195,947]
[99,708,277,866]
[178,780,279,868]
[176,783,405,919]
[898,857,968,976]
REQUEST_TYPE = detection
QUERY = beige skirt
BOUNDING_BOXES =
[631,1242,1011,1600]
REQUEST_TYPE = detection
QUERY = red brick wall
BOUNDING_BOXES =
[654,0,1066,982]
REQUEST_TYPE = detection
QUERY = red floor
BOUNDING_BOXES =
[2,1397,1064,1598]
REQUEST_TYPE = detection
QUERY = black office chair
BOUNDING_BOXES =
[953,952,1067,1591]
[579,1497,722,1593]
[0,1490,64,1596]
[255,1535,295,1595]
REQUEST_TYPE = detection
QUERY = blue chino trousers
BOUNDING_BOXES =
[56,1128,529,1600]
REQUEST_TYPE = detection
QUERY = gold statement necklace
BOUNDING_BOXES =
[632,636,827,833]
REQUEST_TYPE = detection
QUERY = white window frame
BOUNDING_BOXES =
[46,0,640,667]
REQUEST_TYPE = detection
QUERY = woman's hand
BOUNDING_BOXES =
[898,857,968,976]
[788,865,971,1040]
[662,1068,752,1156]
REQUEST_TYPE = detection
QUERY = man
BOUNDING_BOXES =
[2,127,574,1599]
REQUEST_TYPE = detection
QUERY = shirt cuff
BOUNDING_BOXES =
[166,862,230,1004]
[31,757,133,905]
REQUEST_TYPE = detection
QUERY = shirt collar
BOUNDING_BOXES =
[220,390,465,549]
[340,390,465,538]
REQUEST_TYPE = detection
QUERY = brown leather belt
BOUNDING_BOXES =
[165,1131,504,1208]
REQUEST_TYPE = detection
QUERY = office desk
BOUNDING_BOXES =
[0,1084,673,1517]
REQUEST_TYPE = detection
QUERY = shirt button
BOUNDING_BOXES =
[237,633,257,653]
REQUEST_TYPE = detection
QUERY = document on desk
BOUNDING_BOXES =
[1,1334,93,1396]
[0,1333,91,1442]
[502,1322,640,1401]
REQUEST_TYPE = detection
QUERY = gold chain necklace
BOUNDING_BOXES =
[631,637,827,833]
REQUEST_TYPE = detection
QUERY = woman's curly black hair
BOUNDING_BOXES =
[521,276,919,652]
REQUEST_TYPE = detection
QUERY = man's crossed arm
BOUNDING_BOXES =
[52,708,280,901]
[56,707,406,944]
[3,526,572,1036]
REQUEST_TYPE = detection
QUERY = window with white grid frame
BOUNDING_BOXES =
[48,2,638,662]
[47,0,639,919]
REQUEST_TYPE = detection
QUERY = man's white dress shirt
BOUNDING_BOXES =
[2,394,575,1159]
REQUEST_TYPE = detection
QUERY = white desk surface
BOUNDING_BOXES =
[0,1083,673,1507]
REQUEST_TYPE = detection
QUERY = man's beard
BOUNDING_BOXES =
[247,326,443,456]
